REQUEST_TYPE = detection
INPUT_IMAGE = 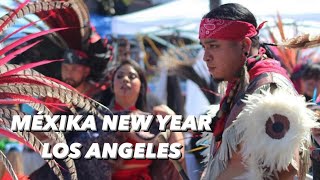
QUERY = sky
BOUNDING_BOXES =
[1,0,320,39]
[222,0,320,17]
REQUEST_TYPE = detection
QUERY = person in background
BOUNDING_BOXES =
[198,3,317,179]
[301,62,320,102]
[61,49,102,98]
[0,144,28,180]
[117,38,132,62]
[109,60,186,180]
[44,48,105,114]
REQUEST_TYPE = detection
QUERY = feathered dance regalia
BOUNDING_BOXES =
[198,25,320,179]
[234,90,318,179]
[232,32,320,180]
[0,0,114,180]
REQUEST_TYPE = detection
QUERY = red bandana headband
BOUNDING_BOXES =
[199,18,266,41]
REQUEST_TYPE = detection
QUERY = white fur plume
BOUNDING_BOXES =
[235,89,319,176]
[196,104,219,164]
[196,131,212,164]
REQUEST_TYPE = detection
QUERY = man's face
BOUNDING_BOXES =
[200,38,243,81]
[61,64,90,88]
[118,46,130,62]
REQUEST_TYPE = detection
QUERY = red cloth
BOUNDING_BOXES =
[199,19,266,40]
[44,97,68,114]
[2,172,29,180]
[120,138,153,166]
[247,58,289,81]
[113,101,137,111]
[112,138,153,180]
[112,167,152,180]
[112,102,153,180]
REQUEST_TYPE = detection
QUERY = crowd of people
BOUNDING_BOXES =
[0,1,319,180]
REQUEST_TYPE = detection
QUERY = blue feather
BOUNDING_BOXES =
[313,87,318,103]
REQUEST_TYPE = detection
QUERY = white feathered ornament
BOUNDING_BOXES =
[196,104,219,164]
[234,89,320,179]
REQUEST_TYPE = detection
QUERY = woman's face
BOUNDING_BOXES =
[113,64,141,100]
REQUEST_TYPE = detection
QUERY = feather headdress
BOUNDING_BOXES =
[0,1,113,180]
[265,13,319,74]
[198,15,320,179]
[159,48,220,104]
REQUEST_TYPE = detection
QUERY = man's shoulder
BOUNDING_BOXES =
[247,71,296,95]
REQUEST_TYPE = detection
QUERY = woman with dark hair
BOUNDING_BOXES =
[109,60,185,180]
[301,62,320,102]
[29,60,185,180]
[109,60,148,112]
[198,3,317,180]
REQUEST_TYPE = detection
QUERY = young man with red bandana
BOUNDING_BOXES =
[199,3,318,180]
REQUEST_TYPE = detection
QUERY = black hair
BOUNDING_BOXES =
[203,3,260,48]
[302,62,320,80]
[291,63,309,80]
[111,60,147,111]
[62,49,91,66]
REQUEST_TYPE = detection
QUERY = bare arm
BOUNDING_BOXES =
[277,165,297,180]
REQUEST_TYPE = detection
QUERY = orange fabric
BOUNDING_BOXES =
[2,172,29,180]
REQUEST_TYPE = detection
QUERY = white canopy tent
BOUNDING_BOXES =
[110,0,320,119]
[1,0,319,40]
[116,2,319,179]
[110,0,320,37]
